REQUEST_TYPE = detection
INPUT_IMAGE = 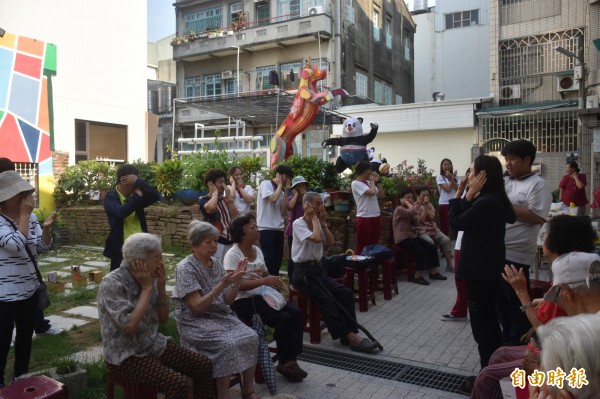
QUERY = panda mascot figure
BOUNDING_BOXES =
[367,147,390,175]
[321,117,378,173]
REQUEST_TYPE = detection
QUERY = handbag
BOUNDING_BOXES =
[361,244,394,260]
[0,214,51,310]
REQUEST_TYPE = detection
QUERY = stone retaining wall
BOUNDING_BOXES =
[59,206,394,255]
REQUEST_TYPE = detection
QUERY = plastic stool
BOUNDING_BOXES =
[344,266,376,312]
[107,370,157,399]
[391,245,415,282]
[371,259,399,300]
[289,288,326,343]
[0,375,67,399]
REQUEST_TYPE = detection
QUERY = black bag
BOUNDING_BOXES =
[1,214,51,310]
[320,255,347,278]
[361,244,394,260]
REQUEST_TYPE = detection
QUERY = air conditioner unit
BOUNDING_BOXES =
[308,6,324,15]
[221,71,234,79]
[557,74,579,92]
[500,84,521,100]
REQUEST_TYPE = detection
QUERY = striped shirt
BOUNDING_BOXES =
[0,213,51,301]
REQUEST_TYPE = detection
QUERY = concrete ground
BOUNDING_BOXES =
[33,245,551,399]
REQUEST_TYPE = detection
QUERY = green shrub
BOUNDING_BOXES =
[379,159,438,205]
[131,159,157,187]
[55,161,116,204]
[51,357,79,375]
[153,158,183,199]
[281,155,341,191]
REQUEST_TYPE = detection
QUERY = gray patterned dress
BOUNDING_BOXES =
[172,254,258,378]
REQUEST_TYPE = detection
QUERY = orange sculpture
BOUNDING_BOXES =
[269,61,337,168]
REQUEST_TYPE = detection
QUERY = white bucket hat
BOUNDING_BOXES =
[0,171,35,203]
[291,176,309,189]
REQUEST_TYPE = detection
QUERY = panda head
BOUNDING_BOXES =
[367,147,376,160]
[341,117,364,138]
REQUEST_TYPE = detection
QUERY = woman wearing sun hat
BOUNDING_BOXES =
[0,171,56,387]
[286,176,309,281]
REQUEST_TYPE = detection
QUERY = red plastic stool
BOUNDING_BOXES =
[371,259,399,300]
[107,370,157,399]
[344,265,376,312]
[288,288,326,343]
[391,245,415,282]
[0,375,67,399]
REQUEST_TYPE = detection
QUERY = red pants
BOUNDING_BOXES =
[450,250,468,318]
[438,204,449,236]
[355,216,381,255]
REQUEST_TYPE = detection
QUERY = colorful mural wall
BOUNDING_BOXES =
[0,32,57,209]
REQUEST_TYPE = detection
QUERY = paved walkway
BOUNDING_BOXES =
[33,245,550,399]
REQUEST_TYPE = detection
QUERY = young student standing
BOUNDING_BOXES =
[257,165,293,276]
[352,161,384,255]
[500,140,552,346]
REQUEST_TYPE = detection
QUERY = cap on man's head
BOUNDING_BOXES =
[0,171,35,202]
[544,252,600,302]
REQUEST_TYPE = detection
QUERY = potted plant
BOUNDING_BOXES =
[207,30,217,39]
[227,29,234,36]
[334,199,352,213]
[47,357,88,399]
[216,28,224,37]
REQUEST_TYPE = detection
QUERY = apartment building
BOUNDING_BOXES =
[479,0,600,204]
[171,0,415,157]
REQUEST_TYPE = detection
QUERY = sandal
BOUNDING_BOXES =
[413,276,430,285]
[242,391,260,399]
[429,273,447,281]
[350,338,378,354]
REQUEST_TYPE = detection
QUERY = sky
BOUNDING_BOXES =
[148,0,176,42]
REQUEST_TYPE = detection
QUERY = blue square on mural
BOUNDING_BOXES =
[0,48,15,110]
[8,74,39,125]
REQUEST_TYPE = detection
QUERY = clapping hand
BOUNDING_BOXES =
[501,264,527,295]
[43,211,58,229]
[223,258,247,286]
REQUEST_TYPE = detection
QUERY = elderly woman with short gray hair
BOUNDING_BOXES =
[98,232,215,399]
[172,220,260,399]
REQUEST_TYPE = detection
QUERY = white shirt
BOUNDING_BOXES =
[504,174,552,265]
[223,245,268,300]
[256,180,284,230]
[351,180,380,218]
[436,175,461,205]
[291,218,324,263]
[231,184,255,214]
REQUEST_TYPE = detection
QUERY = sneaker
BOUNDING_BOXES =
[441,313,467,321]
[36,325,64,336]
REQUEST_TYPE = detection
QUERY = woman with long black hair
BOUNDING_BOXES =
[449,155,516,369]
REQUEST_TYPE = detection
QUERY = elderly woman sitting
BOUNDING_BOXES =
[98,233,214,399]
[172,220,260,399]
[225,213,307,382]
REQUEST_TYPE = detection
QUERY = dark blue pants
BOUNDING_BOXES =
[259,230,284,276]
[34,310,51,334]
[232,297,303,363]
[396,237,440,271]
[0,292,38,384]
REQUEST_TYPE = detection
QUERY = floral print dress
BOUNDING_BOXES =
[172,254,258,378]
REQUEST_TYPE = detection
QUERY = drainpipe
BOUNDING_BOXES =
[333,0,342,90]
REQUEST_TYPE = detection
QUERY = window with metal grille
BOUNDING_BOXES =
[184,76,202,98]
[14,163,39,208]
[480,110,578,154]
[185,7,223,33]
[256,2,270,26]
[355,70,368,98]
[346,0,354,24]
[373,8,380,42]
[279,61,302,90]
[256,65,276,90]
[403,33,411,61]
[230,2,242,26]
[444,10,479,30]
[277,0,300,21]
[204,74,222,96]
[385,15,392,49]
[383,83,393,105]
[374,80,383,104]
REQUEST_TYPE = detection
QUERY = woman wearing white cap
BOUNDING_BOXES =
[0,171,56,387]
